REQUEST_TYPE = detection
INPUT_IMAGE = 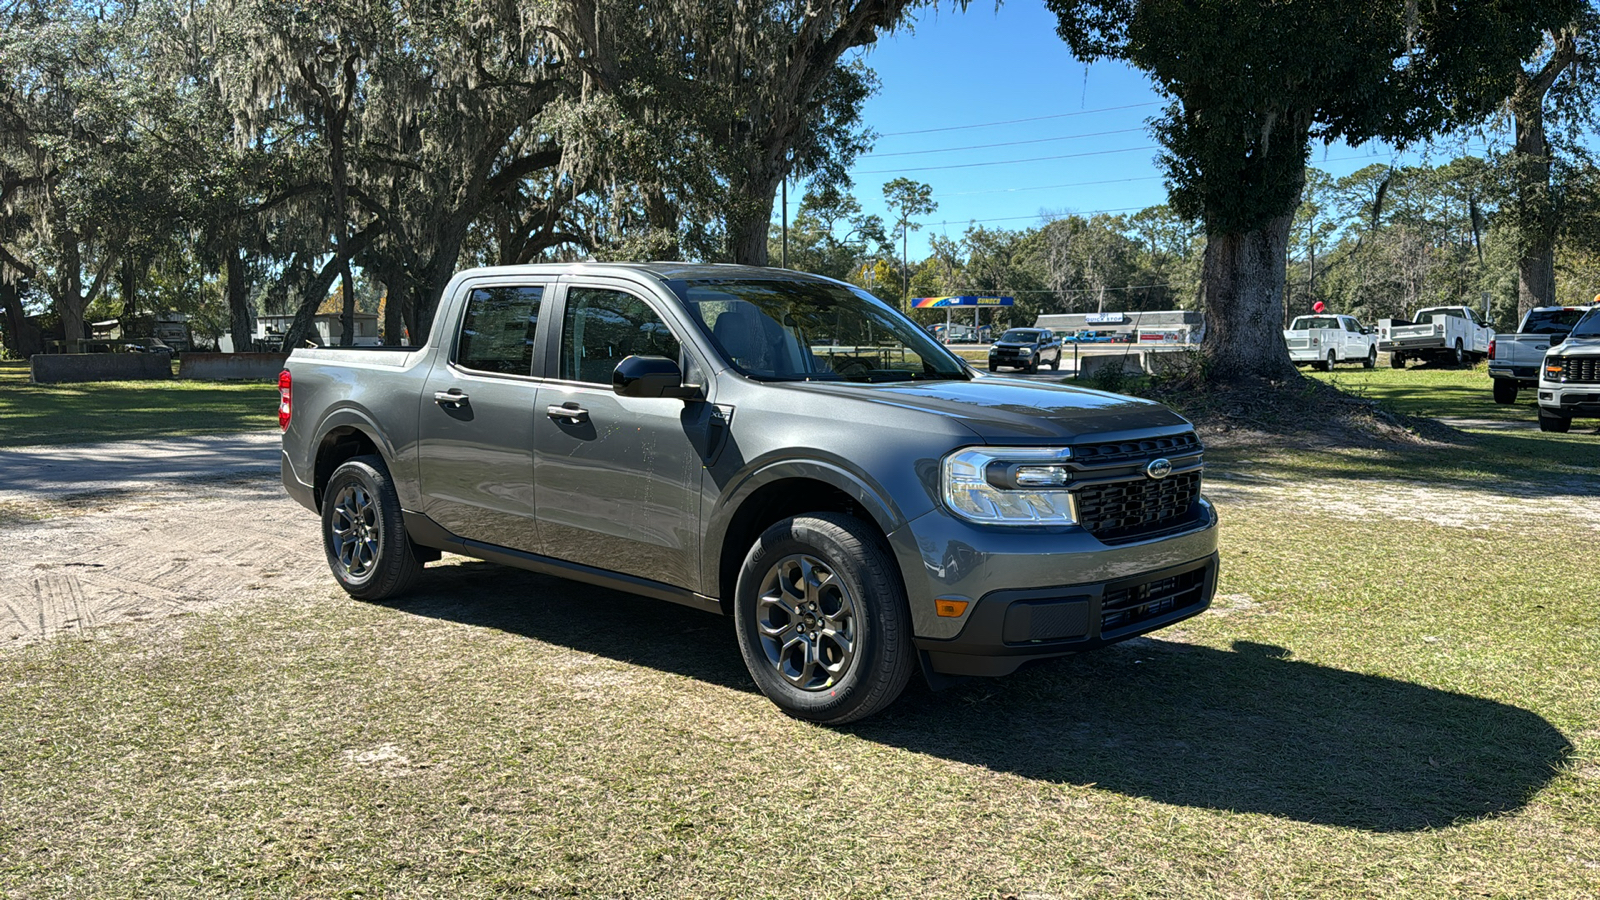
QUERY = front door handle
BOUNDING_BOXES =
[546,402,589,424]
[434,390,469,407]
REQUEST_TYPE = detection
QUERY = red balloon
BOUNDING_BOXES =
[1312,301,1326,313]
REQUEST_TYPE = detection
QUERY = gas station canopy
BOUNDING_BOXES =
[912,296,1015,308]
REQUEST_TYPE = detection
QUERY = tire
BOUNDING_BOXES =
[1364,347,1377,369]
[988,363,997,372]
[321,455,424,601]
[1538,409,1572,433]
[1317,350,1336,371]
[1390,352,1405,369]
[1026,359,1039,374]
[1451,340,1465,368]
[1492,379,1518,405]
[1049,353,1059,371]
[733,513,916,725]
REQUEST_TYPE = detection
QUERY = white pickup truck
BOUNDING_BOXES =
[1284,314,1377,370]
[1488,306,1594,404]
[1377,306,1494,368]
[1537,306,1600,432]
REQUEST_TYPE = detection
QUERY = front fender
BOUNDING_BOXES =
[701,453,931,601]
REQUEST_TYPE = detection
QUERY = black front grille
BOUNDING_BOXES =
[1072,432,1201,466]
[1076,470,1201,544]
[1556,357,1600,384]
[1101,566,1209,633]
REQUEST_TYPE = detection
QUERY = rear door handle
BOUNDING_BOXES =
[434,390,469,407]
[546,403,589,424]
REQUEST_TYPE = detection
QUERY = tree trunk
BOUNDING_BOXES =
[1508,30,1577,320]
[57,238,88,346]
[1,278,45,358]
[1512,108,1556,319]
[339,263,356,347]
[1199,212,1301,384]
[226,248,253,352]
[725,171,780,266]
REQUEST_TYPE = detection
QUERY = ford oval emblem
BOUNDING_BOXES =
[1146,458,1173,480]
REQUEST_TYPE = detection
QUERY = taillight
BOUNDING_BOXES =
[278,369,292,430]
[1488,339,1496,360]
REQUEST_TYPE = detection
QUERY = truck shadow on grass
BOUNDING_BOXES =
[385,563,1572,835]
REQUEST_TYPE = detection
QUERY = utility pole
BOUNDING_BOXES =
[781,179,788,269]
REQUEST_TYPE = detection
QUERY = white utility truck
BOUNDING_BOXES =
[1377,305,1493,368]
[1284,314,1377,370]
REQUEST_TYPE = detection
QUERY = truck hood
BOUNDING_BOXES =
[790,376,1193,443]
[1555,337,1600,356]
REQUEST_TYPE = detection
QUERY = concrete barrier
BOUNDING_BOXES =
[30,353,172,384]
[1077,351,1145,378]
[178,352,291,382]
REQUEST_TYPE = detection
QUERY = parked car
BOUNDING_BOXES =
[1284,314,1377,370]
[279,263,1218,723]
[1488,306,1594,404]
[988,327,1063,373]
[1536,306,1600,432]
[1377,306,1494,368]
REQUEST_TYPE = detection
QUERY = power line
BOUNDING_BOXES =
[856,145,1158,175]
[861,127,1147,159]
[877,102,1164,137]
[945,175,1164,197]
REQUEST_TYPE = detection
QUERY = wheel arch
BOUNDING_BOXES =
[705,462,906,612]
[311,410,396,510]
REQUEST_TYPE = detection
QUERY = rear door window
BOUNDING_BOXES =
[455,285,544,376]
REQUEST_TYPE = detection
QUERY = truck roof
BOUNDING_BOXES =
[451,261,848,285]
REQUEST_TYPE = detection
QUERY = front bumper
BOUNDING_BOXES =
[917,553,1218,676]
[886,497,1219,677]
[1538,383,1600,418]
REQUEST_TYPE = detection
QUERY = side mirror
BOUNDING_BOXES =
[613,355,700,399]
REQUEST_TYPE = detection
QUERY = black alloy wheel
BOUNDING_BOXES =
[733,513,915,724]
[321,455,423,600]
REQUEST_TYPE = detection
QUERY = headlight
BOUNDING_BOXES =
[1018,347,1033,356]
[941,447,1076,526]
[1545,357,1564,381]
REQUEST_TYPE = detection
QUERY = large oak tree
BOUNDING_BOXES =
[1047,0,1579,383]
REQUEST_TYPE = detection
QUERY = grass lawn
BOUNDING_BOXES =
[0,363,1596,898]
[0,360,279,448]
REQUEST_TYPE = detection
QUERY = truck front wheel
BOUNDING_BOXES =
[1492,379,1518,405]
[1538,409,1572,433]
[321,455,424,601]
[1364,347,1377,369]
[733,513,916,725]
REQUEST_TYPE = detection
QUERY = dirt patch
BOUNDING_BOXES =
[0,480,333,646]
[1205,469,1600,532]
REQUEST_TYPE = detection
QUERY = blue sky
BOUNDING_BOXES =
[808,3,1500,261]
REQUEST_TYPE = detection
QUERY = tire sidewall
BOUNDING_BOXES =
[321,456,417,600]
[732,514,908,723]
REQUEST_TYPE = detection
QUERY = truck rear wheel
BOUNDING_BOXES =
[733,513,915,725]
[1492,379,1518,405]
[1538,409,1572,433]
[1390,352,1405,369]
[322,455,423,601]
[1450,340,1465,368]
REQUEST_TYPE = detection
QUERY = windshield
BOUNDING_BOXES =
[670,278,970,383]
[1413,307,1455,321]
[998,329,1041,342]
[1289,316,1340,330]
[1569,308,1600,340]
[1524,308,1588,335]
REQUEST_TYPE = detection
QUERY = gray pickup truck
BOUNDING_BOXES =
[279,263,1218,723]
